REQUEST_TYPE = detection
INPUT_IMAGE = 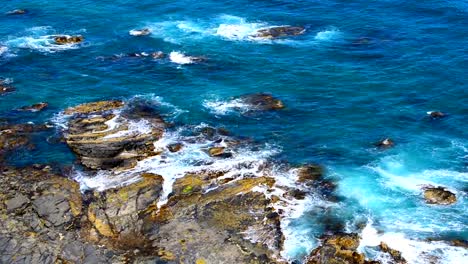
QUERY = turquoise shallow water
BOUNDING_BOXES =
[1,0,467,263]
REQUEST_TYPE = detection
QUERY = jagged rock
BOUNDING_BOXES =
[64,100,124,115]
[86,173,164,239]
[423,186,456,205]
[208,147,230,157]
[297,165,323,184]
[0,123,50,158]
[5,194,30,213]
[0,166,122,263]
[306,233,378,264]
[54,35,84,45]
[64,100,165,170]
[239,93,285,111]
[18,102,48,112]
[379,242,406,263]
[252,26,305,39]
[167,143,183,152]
[144,173,283,263]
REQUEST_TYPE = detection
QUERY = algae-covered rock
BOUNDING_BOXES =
[239,93,285,111]
[0,165,123,263]
[64,100,165,170]
[18,102,48,112]
[423,186,456,205]
[54,35,84,45]
[86,173,164,239]
[306,233,376,264]
[379,242,406,264]
[64,100,124,115]
[252,26,305,39]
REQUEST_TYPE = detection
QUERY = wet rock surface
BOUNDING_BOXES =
[0,166,121,263]
[0,123,50,160]
[423,186,457,205]
[54,35,84,45]
[63,100,165,170]
[239,93,285,111]
[306,233,377,264]
[252,26,305,39]
[18,102,48,112]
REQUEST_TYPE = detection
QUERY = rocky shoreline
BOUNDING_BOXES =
[0,97,465,264]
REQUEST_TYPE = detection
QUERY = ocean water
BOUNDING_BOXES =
[1,0,467,263]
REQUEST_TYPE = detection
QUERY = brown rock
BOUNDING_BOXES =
[306,233,375,264]
[54,35,84,45]
[167,143,183,152]
[379,242,406,264]
[64,100,124,115]
[239,93,285,111]
[0,85,15,95]
[297,164,323,184]
[423,186,456,205]
[18,102,48,112]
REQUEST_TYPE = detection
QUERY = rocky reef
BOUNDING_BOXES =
[251,26,306,39]
[423,186,457,205]
[63,100,165,170]
[54,35,84,45]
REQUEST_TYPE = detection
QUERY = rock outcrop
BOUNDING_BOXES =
[0,165,121,263]
[63,100,165,170]
[54,35,84,45]
[306,233,378,264]
[252,26,305,39]
[379,242,407,264]
[423,186,456,205]
[18,102,48,112]
[239,93,285,111]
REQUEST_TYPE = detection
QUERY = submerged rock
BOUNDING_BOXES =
[239,93,285,111]
[18,102,48,112]
[129,28,151,36]
[64,100,165,170]
[427,111,446,119]
[0,85,15,95]
[54,35,84,45]
[252,26,305,39]
[376,138,394,148]
[0,123,50,159]
[306,233,377,264]
[6,9,28,15]
[423,186,456,205]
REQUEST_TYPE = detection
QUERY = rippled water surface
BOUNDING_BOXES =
[1,0,467,263]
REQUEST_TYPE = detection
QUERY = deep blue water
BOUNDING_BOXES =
[1,0,467,263]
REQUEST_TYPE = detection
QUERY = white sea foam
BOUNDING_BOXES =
[203,98,251,115]
[314,28,341,41]
[215,18,265,41]
[169,51,196,64]
[359,221,468,264]
[5,26,84,53]
[0,46,8,56]
[103,119,153,139]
